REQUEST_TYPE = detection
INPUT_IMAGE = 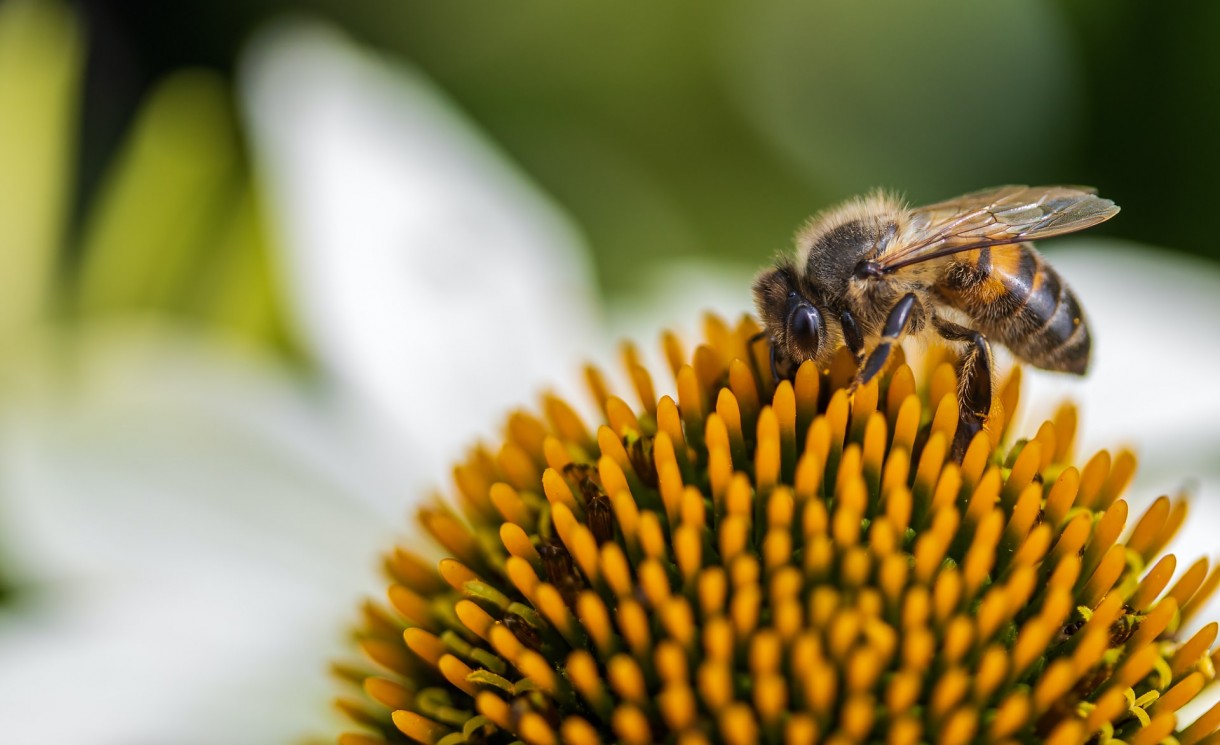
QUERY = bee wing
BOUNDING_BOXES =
[876,185,1119,272]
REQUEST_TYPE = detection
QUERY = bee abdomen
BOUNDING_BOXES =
[942,245,1090,374]
[1015,259,1091,374]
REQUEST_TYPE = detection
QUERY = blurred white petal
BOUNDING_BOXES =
[607,258,755,342]
[1020,242,1220,474]
[241,21,603,488]
[1,17,613,745]
[0,323,395,744]
[1022,243,1220,636]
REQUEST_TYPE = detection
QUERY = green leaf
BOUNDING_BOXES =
[76,69,239,317]
[74,68,297,353]
[187,184,298,353]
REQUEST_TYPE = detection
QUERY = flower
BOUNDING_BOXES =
[337,319,1220,745]
[1,5,1218,745]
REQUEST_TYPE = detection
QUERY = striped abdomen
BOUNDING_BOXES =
[938,243,1090,374]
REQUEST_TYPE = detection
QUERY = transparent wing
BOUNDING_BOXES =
[877,185,1119,272]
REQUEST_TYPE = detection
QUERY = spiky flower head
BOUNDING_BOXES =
[335,314,1220,745]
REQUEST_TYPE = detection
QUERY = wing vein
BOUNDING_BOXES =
[877,185,1118,273]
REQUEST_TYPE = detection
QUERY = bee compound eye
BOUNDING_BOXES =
[790,304,822,346]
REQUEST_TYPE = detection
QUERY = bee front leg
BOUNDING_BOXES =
[858,293,920,385]
[747,330,781,383]
[932,316,993,458]
[749,330,800,383]
[839,308,865,369]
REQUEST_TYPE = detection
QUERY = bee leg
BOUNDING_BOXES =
[746,329,786,383]
[839,308,865,368]
[859,293,920,385]
[933,317,993,458]
[932,318,993,419]
[746,330,776,379]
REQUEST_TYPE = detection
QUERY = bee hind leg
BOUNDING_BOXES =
[858,293,920,386]
[933,316,993,459]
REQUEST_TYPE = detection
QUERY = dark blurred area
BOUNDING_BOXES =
[72,0,1220,296]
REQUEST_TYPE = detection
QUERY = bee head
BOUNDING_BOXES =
[753,265,827,364]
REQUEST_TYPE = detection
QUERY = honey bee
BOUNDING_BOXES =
[753,185,1119,453]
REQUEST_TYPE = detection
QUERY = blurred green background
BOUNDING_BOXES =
[71,0,1219,307]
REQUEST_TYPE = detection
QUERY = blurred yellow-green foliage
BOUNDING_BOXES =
[0,0,294,358]
[75,0,1220,304]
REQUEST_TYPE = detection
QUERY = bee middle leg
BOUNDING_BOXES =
[932,316,993,458]
[858,293,921,385]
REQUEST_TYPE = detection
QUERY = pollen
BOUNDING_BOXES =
[335,313,1220,745]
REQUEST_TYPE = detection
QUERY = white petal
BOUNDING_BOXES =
[0,571,354,745]
[607,257,755,342]
[240,21,603,487]
[0,323,395,744]
[1019,241,1220,483]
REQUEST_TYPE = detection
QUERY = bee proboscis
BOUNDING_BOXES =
[753,184,1119,454]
